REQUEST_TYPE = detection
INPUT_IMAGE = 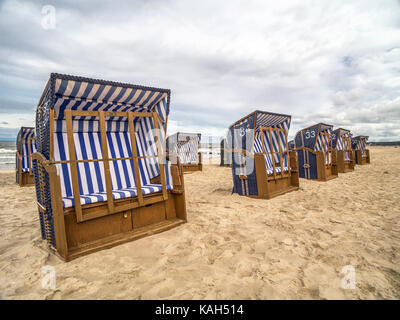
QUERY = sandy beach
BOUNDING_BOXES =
[0,146,399,300]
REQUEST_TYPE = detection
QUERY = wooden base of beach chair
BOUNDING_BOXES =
[17,171,35,187]
[59,192,186,261]
[355,149,370,165]
[316,151,338,181]
[253,151,300,199]
[336,150,355,173]
[55,191,186,262]
[34,154,187,262]
[57,218,185,261]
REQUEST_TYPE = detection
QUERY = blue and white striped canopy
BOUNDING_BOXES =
[230,110,291,132]
[39,73,170,122]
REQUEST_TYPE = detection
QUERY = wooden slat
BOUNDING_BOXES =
[152,112,168,200]
[65,109,83,222]
[19,140,23,185]
[254,153,268,197]
[128,112,143,206]
[99,110,114,214]
[285,131,291,177]
[47,165,68,258]
[276,129,283,178]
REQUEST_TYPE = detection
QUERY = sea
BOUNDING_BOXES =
[0,141,16,170]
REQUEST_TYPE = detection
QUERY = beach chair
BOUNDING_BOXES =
[167,132,202,172]
[332,128,355,173]
[294,123,338,181]
[351,135,370,165]
[32,73,187,261]
[16,127,36,186]
[220,138,231,167]
[229,110,299,199]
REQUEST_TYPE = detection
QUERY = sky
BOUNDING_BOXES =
[0,0,399,142]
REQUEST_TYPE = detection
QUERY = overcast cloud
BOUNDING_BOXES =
[0,0,399,141]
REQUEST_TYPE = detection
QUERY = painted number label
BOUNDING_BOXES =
[305,130,316,139]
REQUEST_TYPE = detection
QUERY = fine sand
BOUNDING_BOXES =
[0,146,399,299]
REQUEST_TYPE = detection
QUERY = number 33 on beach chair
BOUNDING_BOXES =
[32,73,187,261]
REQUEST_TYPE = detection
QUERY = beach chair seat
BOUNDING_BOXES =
[266,166,289,175]
[62,183,173,208]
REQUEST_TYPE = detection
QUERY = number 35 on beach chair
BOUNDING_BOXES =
[32,73,187,261]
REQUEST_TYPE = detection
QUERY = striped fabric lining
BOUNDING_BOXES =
[253,125,289,174]
[315,128,333,165]
[54,119,172,209]
[336,135,351,161]
[21,139,37,172]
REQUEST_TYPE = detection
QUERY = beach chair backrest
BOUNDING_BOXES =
[17,127,36,173]
[35,73,172,220]
[254,127,289,171]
